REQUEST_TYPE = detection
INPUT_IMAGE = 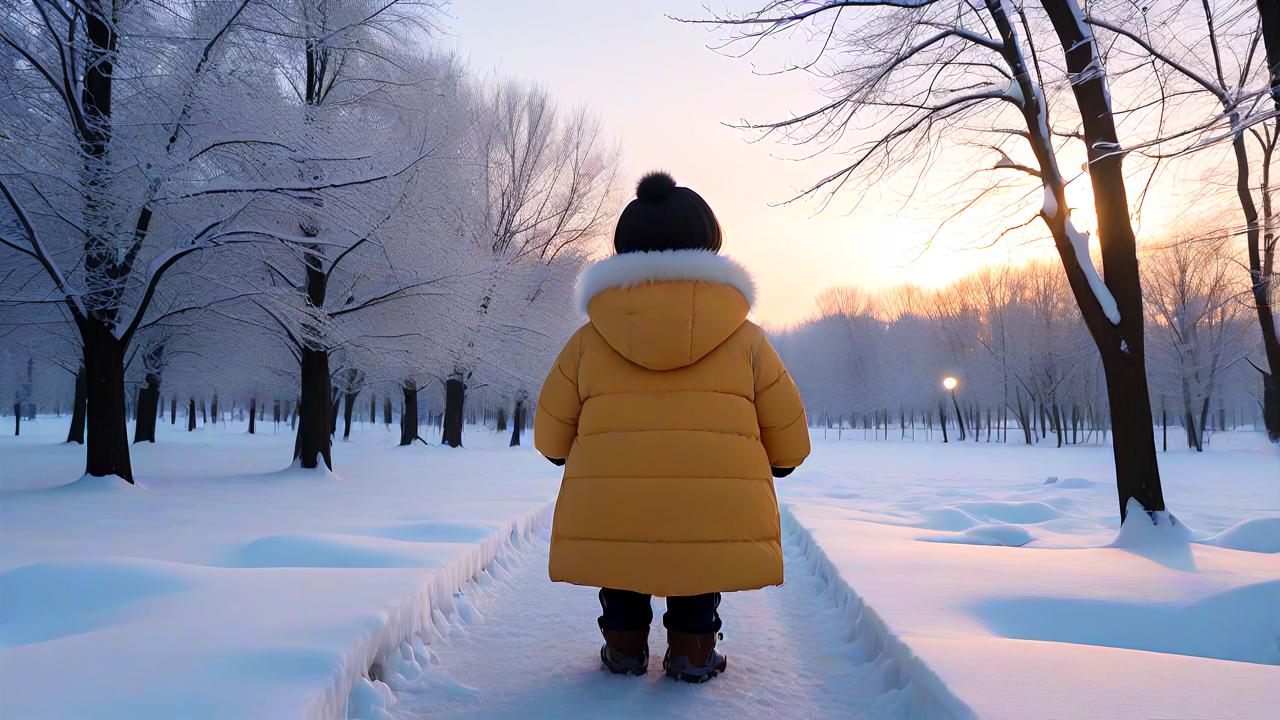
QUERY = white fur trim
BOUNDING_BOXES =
[574,250,756,314]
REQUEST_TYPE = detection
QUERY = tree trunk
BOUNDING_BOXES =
[369,394,376,427]
[442,377,466,448]
[1039,0,1165,519]
[211,393,219,426]
[169,396,177,425]
[1016,388,1033,445]
[187,398,196,431]
[951,393,966,441]
[67,365,87,444]
[400,381,419,446]
[939,401,949,443]
[329,389,340,437]
[294,348,333,470]
[12,402,19,436]
[82,323,133,482]
[133,371,160,444]
[1232,1,1280,441]
[1181,378,1203,451]
[248,397,257,435]
[382,395,392,427]
[1198,395,1213,450]
[509,398,525,447]
[343,390,357,440]
[1262,371,1280,437]
[1051,403,1063,448]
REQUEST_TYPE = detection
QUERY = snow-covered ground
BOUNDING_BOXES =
[2,421,1276,719]
[782,433,1280,720]
[0,418,560,719]
[378,515,936,720]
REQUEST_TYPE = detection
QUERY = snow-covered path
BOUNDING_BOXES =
[388,518,896,719]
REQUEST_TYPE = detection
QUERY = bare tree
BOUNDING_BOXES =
[689,0,1166,520]
[1145,237,1249,450]
[1085,0,1279,440]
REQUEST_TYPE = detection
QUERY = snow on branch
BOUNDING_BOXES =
[1063,215,1121,325]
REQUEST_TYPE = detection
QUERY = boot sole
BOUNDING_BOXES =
[663,658,727,684]
[666,668,719,683]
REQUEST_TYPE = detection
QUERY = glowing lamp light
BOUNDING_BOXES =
[942,376,959,391]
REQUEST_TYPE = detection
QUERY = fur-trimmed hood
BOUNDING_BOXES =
[574,250,756,371]
[574,250,756,315]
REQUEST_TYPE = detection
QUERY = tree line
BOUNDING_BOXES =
[0,0,617,481]
[775,239,1265,452]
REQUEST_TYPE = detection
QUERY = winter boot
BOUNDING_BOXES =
[663,630,727,683]
[600,627,649,676]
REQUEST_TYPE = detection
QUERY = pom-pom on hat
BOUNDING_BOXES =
[614,171,722,254]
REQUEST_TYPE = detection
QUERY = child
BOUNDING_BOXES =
[534,171,810,683]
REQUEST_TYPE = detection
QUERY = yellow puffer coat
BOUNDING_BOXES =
[535,250,810,596]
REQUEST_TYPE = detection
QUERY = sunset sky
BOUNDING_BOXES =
[450,1,1215,325]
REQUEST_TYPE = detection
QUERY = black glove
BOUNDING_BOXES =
[545,456,566,467]
[771,465,794,478]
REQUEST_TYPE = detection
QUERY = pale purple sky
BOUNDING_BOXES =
[447,1,1190,325]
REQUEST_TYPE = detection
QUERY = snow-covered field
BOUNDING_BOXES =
[0,418,560,719]
[2,421,1276,719]
[783,433,1280,720]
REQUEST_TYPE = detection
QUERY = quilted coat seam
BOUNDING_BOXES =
[576,428,760,441]
[536,400,575,427]
[763,406,807,433]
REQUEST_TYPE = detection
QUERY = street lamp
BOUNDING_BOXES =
[943,376,967,441]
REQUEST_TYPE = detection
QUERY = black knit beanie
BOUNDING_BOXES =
[614,171,722,254]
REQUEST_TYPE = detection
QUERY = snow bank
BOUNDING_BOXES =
[228,532,469,568]
[312,503,552,719]
[371,520,496,544]
[1201,516,1280,554]
[0,419,561,720]
[1113,498,1193,549]
[0,558,196,648]
[919,523,1033,547]
[782,434,1280,720]
[781,507,974,720]
[948,499,1065,524]
[1043,475,1096,488]
[973,580,1280,666]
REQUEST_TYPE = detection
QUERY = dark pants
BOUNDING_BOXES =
[598,588,723,635]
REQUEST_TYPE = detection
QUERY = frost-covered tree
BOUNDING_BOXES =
[435,81,617,448]
[0,0,385,481]
[1145,237,1250,451]
[233,2,467,469]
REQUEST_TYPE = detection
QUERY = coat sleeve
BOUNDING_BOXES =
[534,329,584,461]
[753,336,810,470]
